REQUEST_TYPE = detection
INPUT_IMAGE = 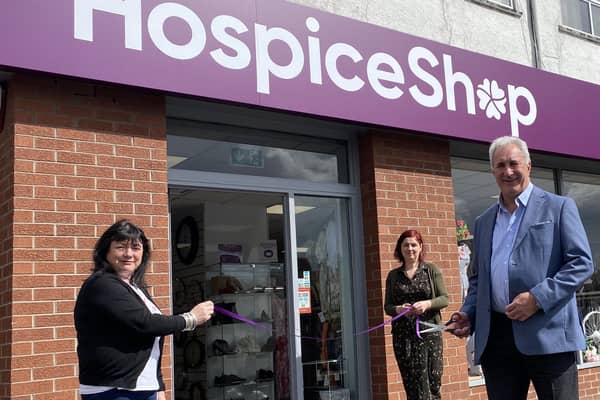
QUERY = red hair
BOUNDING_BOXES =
[393,229,425,265]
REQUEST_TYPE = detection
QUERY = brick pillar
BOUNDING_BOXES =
[5,73,169,400]
[0,75,16,400]
[360,131,470,400]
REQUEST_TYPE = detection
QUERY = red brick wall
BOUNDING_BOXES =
[5,73,169,400]
[0,75,16,400]
[579,366,600,399]
[360,131,470,400]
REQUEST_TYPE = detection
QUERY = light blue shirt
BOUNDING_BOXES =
[490,183,533,313]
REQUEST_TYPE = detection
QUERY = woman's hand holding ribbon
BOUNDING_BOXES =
[396,301,431,317]
[410,300,432,315]
[396,304,414,316]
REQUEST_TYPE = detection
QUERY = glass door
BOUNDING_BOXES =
[170,188,289,400]
[169,189,358,400]
[293,195,354,400]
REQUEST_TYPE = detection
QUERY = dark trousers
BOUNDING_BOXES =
[480,312,579,400]
[393,331,443,400]
[81,389,157,400]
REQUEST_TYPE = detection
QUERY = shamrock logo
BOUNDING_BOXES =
[476,78,507,120]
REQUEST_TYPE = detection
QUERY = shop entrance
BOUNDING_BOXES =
[169,188,355,400]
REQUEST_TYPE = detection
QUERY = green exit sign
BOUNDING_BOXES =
[230,147,264,168]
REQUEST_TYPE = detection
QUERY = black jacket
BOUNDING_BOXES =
[74,272,185,390]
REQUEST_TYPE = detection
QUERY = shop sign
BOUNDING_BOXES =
[1,0,599,159]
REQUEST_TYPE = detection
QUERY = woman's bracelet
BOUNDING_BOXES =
[181,312,198,331]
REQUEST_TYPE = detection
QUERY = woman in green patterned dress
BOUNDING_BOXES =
[384,229,449,400]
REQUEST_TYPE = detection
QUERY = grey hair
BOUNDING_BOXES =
[489,136,531,168]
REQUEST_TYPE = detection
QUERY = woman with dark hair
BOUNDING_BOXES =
[74,220,214,400]
[384,229,449,400]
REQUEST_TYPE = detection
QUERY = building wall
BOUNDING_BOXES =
[359,131,470,400]
[535,0,600,84]
[5,73,169,400]
[579,366,600,399]
[0,73,16,400]
[289,0,600,84]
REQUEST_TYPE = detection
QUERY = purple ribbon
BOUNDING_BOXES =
[214,304,271,330]
[355,307,413,336]
[214,304,421,340]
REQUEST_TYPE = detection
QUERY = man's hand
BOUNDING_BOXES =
[447,312,471,338]
[157,391,166,400]
[505,291,539,321]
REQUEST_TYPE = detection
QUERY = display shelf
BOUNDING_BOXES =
[204,262,283,400]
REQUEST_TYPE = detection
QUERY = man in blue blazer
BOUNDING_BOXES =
[449,136,594,400]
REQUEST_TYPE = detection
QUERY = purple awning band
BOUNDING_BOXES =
[1,1,599,159]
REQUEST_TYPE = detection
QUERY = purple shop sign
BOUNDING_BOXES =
[0,0,599,159]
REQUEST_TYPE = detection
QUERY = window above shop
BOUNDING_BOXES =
[561,0,600,38]
[490,0,514,8]
[467,0,521,16]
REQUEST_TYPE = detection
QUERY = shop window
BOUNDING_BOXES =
[561,171,600,365]
[167,124,349,184]
[561,0,600,37]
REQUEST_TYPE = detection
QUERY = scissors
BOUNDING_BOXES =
[418,319,456,334]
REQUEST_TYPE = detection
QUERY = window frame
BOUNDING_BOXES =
[588,0,600,36]
[489,0,514,8]
[561,0,600,37]
[466,0,521,17]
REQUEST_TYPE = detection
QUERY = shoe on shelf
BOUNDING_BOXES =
[256,368,274,381]
[238,335,261,353]
[214,374,247,386]
[212,339,239,356]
